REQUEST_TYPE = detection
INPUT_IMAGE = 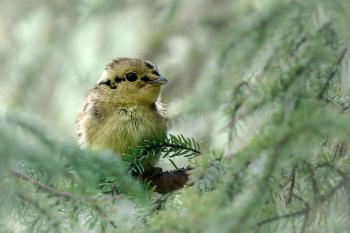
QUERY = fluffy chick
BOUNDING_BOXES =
[76,58,168,168]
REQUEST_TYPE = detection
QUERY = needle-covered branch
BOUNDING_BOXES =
[124,134,201,174]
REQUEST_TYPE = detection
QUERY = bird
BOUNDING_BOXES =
[76,58,168,170]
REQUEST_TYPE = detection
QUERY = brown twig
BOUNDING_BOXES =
[287,165,297,205]
[142,167,192,194]
[11,170,74,199]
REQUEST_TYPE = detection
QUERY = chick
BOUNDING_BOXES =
[76,58,168,169]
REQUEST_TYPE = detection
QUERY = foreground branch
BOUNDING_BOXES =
[10,170,75,199]
[10,170,117,228]
[257,178,347,228]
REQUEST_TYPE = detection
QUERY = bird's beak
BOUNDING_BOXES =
[148,76,168,85]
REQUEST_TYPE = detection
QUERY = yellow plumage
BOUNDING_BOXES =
[76,58,167,168]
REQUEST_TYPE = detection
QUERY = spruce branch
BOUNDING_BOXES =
[257,177,348,229]
[17,192,62,232]
[124,134,201,175]
[257,193,310,227]
[10,170,117,228]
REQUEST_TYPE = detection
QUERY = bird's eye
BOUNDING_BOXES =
[126,72,138,82]
[141,76,151,82]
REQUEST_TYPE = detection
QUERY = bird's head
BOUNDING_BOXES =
[94,58,167,106]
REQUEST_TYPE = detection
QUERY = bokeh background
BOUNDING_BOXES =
[0,0,236,150]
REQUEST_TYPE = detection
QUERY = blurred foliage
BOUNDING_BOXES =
[2,0,350,233]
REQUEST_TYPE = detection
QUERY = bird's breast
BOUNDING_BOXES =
[88,105,167,154]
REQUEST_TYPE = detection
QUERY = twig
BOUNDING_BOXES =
[318,48,348,99]
[287,165,297,205]
[11,170,74,199]
[162,142,201,155]
[142,167,192,194]
[333,143,346,159]
[258,194,309,227]
[130,139,201,167]
[257,209,306,226]
[290,33,307,56]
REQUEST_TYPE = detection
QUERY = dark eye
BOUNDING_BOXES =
[126,72,138,82]
[141,76,151,82]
